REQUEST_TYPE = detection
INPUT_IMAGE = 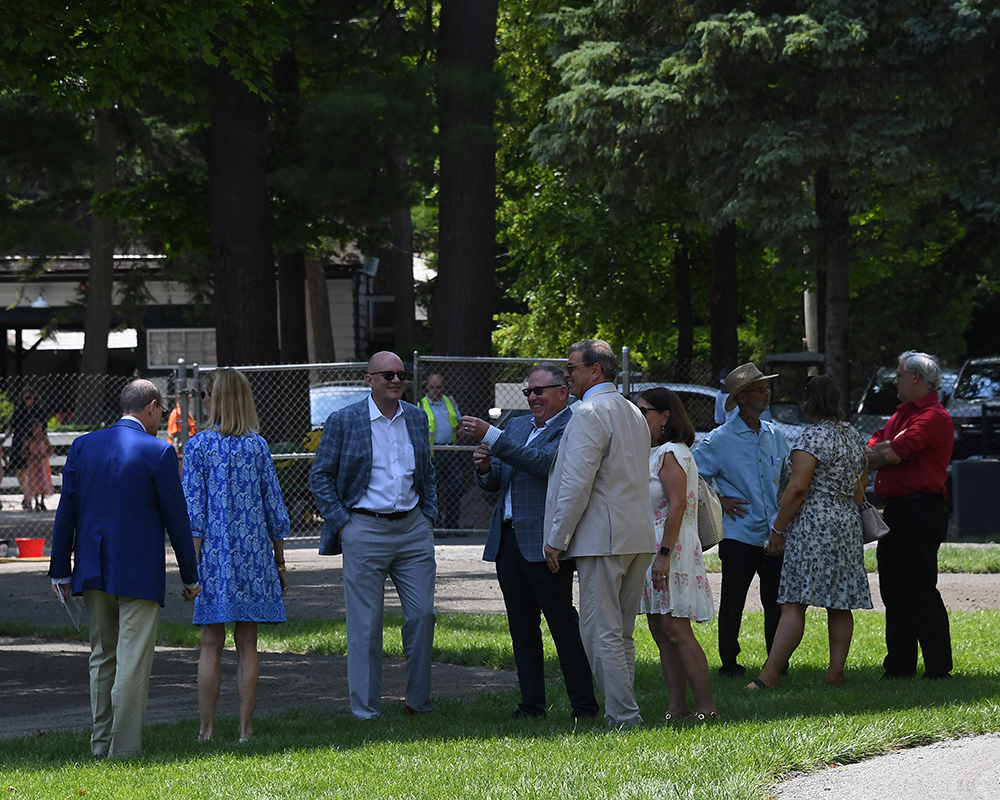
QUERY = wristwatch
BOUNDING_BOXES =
[658,546,671,557]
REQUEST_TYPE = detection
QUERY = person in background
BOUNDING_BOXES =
[462,363,598,721]
[49,379,200,758]
[694,363,790,678]
[418,373,463,535]
[544,340,656,728]
[181,368,290,743]
[637,387,718,721]
[747,375,870,690]
[8,388,45,510]
[167,395,197,448]
[309,351,437,720]
[22,419,54,511]
[866,351,954,680]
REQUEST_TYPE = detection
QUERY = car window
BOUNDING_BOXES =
[860,374,900,416]
[674,390,716,433]
[953,364,1000,402]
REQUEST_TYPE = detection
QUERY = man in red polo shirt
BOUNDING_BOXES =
[867,351,953,680]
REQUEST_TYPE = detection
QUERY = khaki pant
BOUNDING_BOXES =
[84,590,159,757]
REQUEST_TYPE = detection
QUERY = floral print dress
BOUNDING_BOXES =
[182,430,290,625]
[777,420,872,610]
[640,442,715,622]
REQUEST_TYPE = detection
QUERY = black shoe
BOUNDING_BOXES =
[718,663,746,677]
[881,671,916,681]
[512,708,546,720]
[922,671,951,681]
[572,709,599,722]
[404,704,434,716]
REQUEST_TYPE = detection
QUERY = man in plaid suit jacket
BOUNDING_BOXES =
[462,363,597,721]
[309,351,437,719]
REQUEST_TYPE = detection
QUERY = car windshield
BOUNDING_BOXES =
[859,370,900,416]
[953,364,1000,402]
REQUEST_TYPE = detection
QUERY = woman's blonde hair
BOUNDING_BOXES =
[207,368,260,436]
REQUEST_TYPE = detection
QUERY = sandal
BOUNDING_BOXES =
[693,710,721,722]
[663,711,692,722]
[746,677,773,690]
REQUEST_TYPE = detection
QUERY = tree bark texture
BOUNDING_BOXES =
[710,222,739,375]
[388,142,417,353]
[433,0,499,356]
[306,258,336,362]
[208,67,280,368]
[815,167,851,401]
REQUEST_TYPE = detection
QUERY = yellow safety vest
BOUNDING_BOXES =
[419,395,458,444]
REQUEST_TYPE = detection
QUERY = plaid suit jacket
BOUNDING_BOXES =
[479,407,572,563]
[309,397,437,552]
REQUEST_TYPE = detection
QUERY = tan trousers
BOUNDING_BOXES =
[83,590,159,757]
[575,553,647,726]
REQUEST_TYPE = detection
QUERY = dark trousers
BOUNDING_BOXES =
[433,451,463,530]
[496,523,598,717]
[717,537,783,668]
[877,495,952,677]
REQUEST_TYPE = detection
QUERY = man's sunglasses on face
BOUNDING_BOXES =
[369,370,408,382]
[522,384,562,397]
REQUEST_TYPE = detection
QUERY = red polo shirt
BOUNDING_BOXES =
[868,392,953,500]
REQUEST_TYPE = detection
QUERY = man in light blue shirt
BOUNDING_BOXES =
[694,363,790,677]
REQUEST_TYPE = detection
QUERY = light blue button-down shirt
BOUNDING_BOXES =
[693,415,790,547]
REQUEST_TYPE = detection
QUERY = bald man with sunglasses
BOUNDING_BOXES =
[310,351,438,719]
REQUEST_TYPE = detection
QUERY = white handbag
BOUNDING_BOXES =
[860,501,890,543]
[697,476,725,550]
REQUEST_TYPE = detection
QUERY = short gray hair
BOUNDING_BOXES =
[528,362,567,386]
[568,340,618,382]
[899,351,942,392]
[120,379,161,415]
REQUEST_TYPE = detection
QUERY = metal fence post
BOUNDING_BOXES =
[621,346,631,398]
[176,358,188,452]
[413,350,421,404]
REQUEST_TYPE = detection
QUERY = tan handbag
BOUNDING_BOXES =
[697,476,725,550]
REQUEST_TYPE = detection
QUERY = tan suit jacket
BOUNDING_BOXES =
[544,383,655,557]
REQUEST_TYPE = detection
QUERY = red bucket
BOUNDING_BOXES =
[15,538,45,558]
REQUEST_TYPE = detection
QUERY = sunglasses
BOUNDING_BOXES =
[522,384,563,397]
[200,390,211,399]
[369,370,408,382]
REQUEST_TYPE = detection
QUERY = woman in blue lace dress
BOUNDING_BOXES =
[182,368,290,742]
[748,375,870,690]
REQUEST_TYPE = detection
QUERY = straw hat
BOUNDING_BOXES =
[724,363,778,412]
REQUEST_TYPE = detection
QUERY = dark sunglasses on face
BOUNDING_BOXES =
[369,370,408,382]
[200,390,211,399]
[522,384,563,397]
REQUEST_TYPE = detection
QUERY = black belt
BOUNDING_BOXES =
[882,492,941,507]
[351,507,412,521]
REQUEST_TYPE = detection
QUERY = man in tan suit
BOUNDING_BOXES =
[543,340,656,727]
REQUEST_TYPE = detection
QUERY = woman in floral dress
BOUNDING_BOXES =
[748,375,870,690]
[636,387,718,722]
[182,368,290,742]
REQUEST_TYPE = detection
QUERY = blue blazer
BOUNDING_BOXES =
[49,418,199,605]
[309,397,437,554]
[479,408,572,563]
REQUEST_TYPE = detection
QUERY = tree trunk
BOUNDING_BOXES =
[710,222,739,374]
[816,167,851,401]
[77,107,117,424]
[307,258,336,362]
[674,243,693,381]
[433,0,499,356]
[389,143,417,353]
[208,67,280,368]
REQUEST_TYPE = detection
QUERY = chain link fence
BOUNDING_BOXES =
[0,355,718,541]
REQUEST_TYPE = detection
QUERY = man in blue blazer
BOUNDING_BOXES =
[309,351,437,719]
[462,363,597,721]
[49,379,200,758]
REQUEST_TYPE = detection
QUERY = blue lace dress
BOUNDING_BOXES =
[777,420,872,610]
[182,430,290,625]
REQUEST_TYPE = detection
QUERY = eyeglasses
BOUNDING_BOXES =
[636,406,660,416]
[522,384,563,397]
[564,362,590,374]
[200,390,211,400]
[742,387,769,395]
[369,370,408,382]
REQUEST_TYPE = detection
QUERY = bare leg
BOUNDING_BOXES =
[657,614,717,716]
[753,603,807,688]
[647,614,690,717]
[825,609,854,685]
[197,624,225,741]
[234,622,259,741]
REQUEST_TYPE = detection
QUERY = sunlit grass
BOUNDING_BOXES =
[3,609,1000,799]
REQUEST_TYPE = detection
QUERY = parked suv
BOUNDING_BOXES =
[947,356,1000,460]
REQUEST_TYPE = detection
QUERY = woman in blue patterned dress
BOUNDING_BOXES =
[182,368,290,742]
[748,375,870,690]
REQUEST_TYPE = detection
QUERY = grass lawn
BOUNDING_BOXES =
[3,608,1000,799]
